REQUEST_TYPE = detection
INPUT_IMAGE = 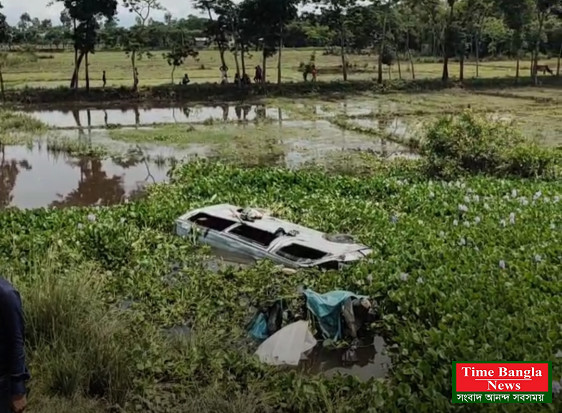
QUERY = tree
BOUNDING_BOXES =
[195,0,231,75]
[531,0,561,84]
[242,0,298,84]
[239,0,278,83]
[18,13,32,42]
[123,1,164,90]
[58,0,118,90]
[496,0,533,79]
[442,0,458,81]
[318,0,359,81]
[164,37,199,84]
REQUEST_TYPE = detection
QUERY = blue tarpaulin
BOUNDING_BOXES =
[304,289,368,341]
[249,313,269,340]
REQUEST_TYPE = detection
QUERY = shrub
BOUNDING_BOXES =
[421,111,560,179]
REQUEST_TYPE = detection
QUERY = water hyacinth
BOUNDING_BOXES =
[464,196,471,204]
[472,195,480,203]
[484,203,490,210]
[77,223,84,230]
[553,381,561,395]
[391,215,398,224]
[439,231,445,238]
[400,273,409,282]
[509,213,516,225]
[499,260,506,270]
[453,219,459,226]
[511,189,518,198]
[458,204,469,213]
[459,237,466,246]
[429,192,435,198]
[474,216,481,224]
[533,191,542,201]
[534,254,543,263]
[87,213,96,222]
[554,196,560,203]
[551,223,556,230]
[417,277,424,285]
[519,197,529,206]
[500,219,507,227]
[366,274,373,284]
[464,221,471,228]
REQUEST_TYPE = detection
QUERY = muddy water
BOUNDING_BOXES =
[22,104,287,128]
[0,144,169,209]
[306,336,391,381]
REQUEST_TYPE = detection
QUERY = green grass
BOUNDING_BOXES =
[2,50,560,89]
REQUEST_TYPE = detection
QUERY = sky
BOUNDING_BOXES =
[1,0,203,27]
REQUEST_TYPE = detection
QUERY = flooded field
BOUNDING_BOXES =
[3,102,420,209]
[4,89,560,210]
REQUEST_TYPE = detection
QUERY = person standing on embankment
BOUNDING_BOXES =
[0,278,29,413]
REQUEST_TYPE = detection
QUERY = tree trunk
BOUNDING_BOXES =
[241,42,247,76]
[131,50,138,91]
[277,26,283,85]
[171,65,176,84]
[388,65,391,80]
[533,14,545,86]
[460,54,464,82]
[396,51,402,80]
[407,31,415,80]
[556,43,562,77]
[515,52,520,80]
[475,31,480,78]
[72,19,78,89]
[442,4,455,82]
[85,52,90,92]
[340,21,347,81]
[71,51,85,89]
[530,52,534,78]
[262,50,267,83]
[0,69,5,102]
[233,50,240,78]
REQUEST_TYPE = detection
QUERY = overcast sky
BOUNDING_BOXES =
[1,0,203,27]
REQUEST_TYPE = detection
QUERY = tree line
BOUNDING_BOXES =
[0,0,561,90]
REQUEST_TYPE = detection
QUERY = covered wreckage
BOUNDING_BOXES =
[250,289,374,366]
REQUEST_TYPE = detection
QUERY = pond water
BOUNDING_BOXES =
[306,336,391,381]
[0,144,169,209]
[21,104,287,128]
[4,102,418,209]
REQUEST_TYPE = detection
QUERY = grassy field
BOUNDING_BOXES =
[3,49,560,89]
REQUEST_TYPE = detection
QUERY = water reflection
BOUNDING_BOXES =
[0,144,169,210]
[0,146,32,208]
[23,104,288,128]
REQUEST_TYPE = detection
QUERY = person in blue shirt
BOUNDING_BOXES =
[0,278,29,413]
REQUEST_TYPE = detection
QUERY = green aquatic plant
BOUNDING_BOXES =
[0,161,559,412]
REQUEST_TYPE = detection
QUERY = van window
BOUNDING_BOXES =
[277,244,327,261]
[229,224,279,247]
[189,213,236,232]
